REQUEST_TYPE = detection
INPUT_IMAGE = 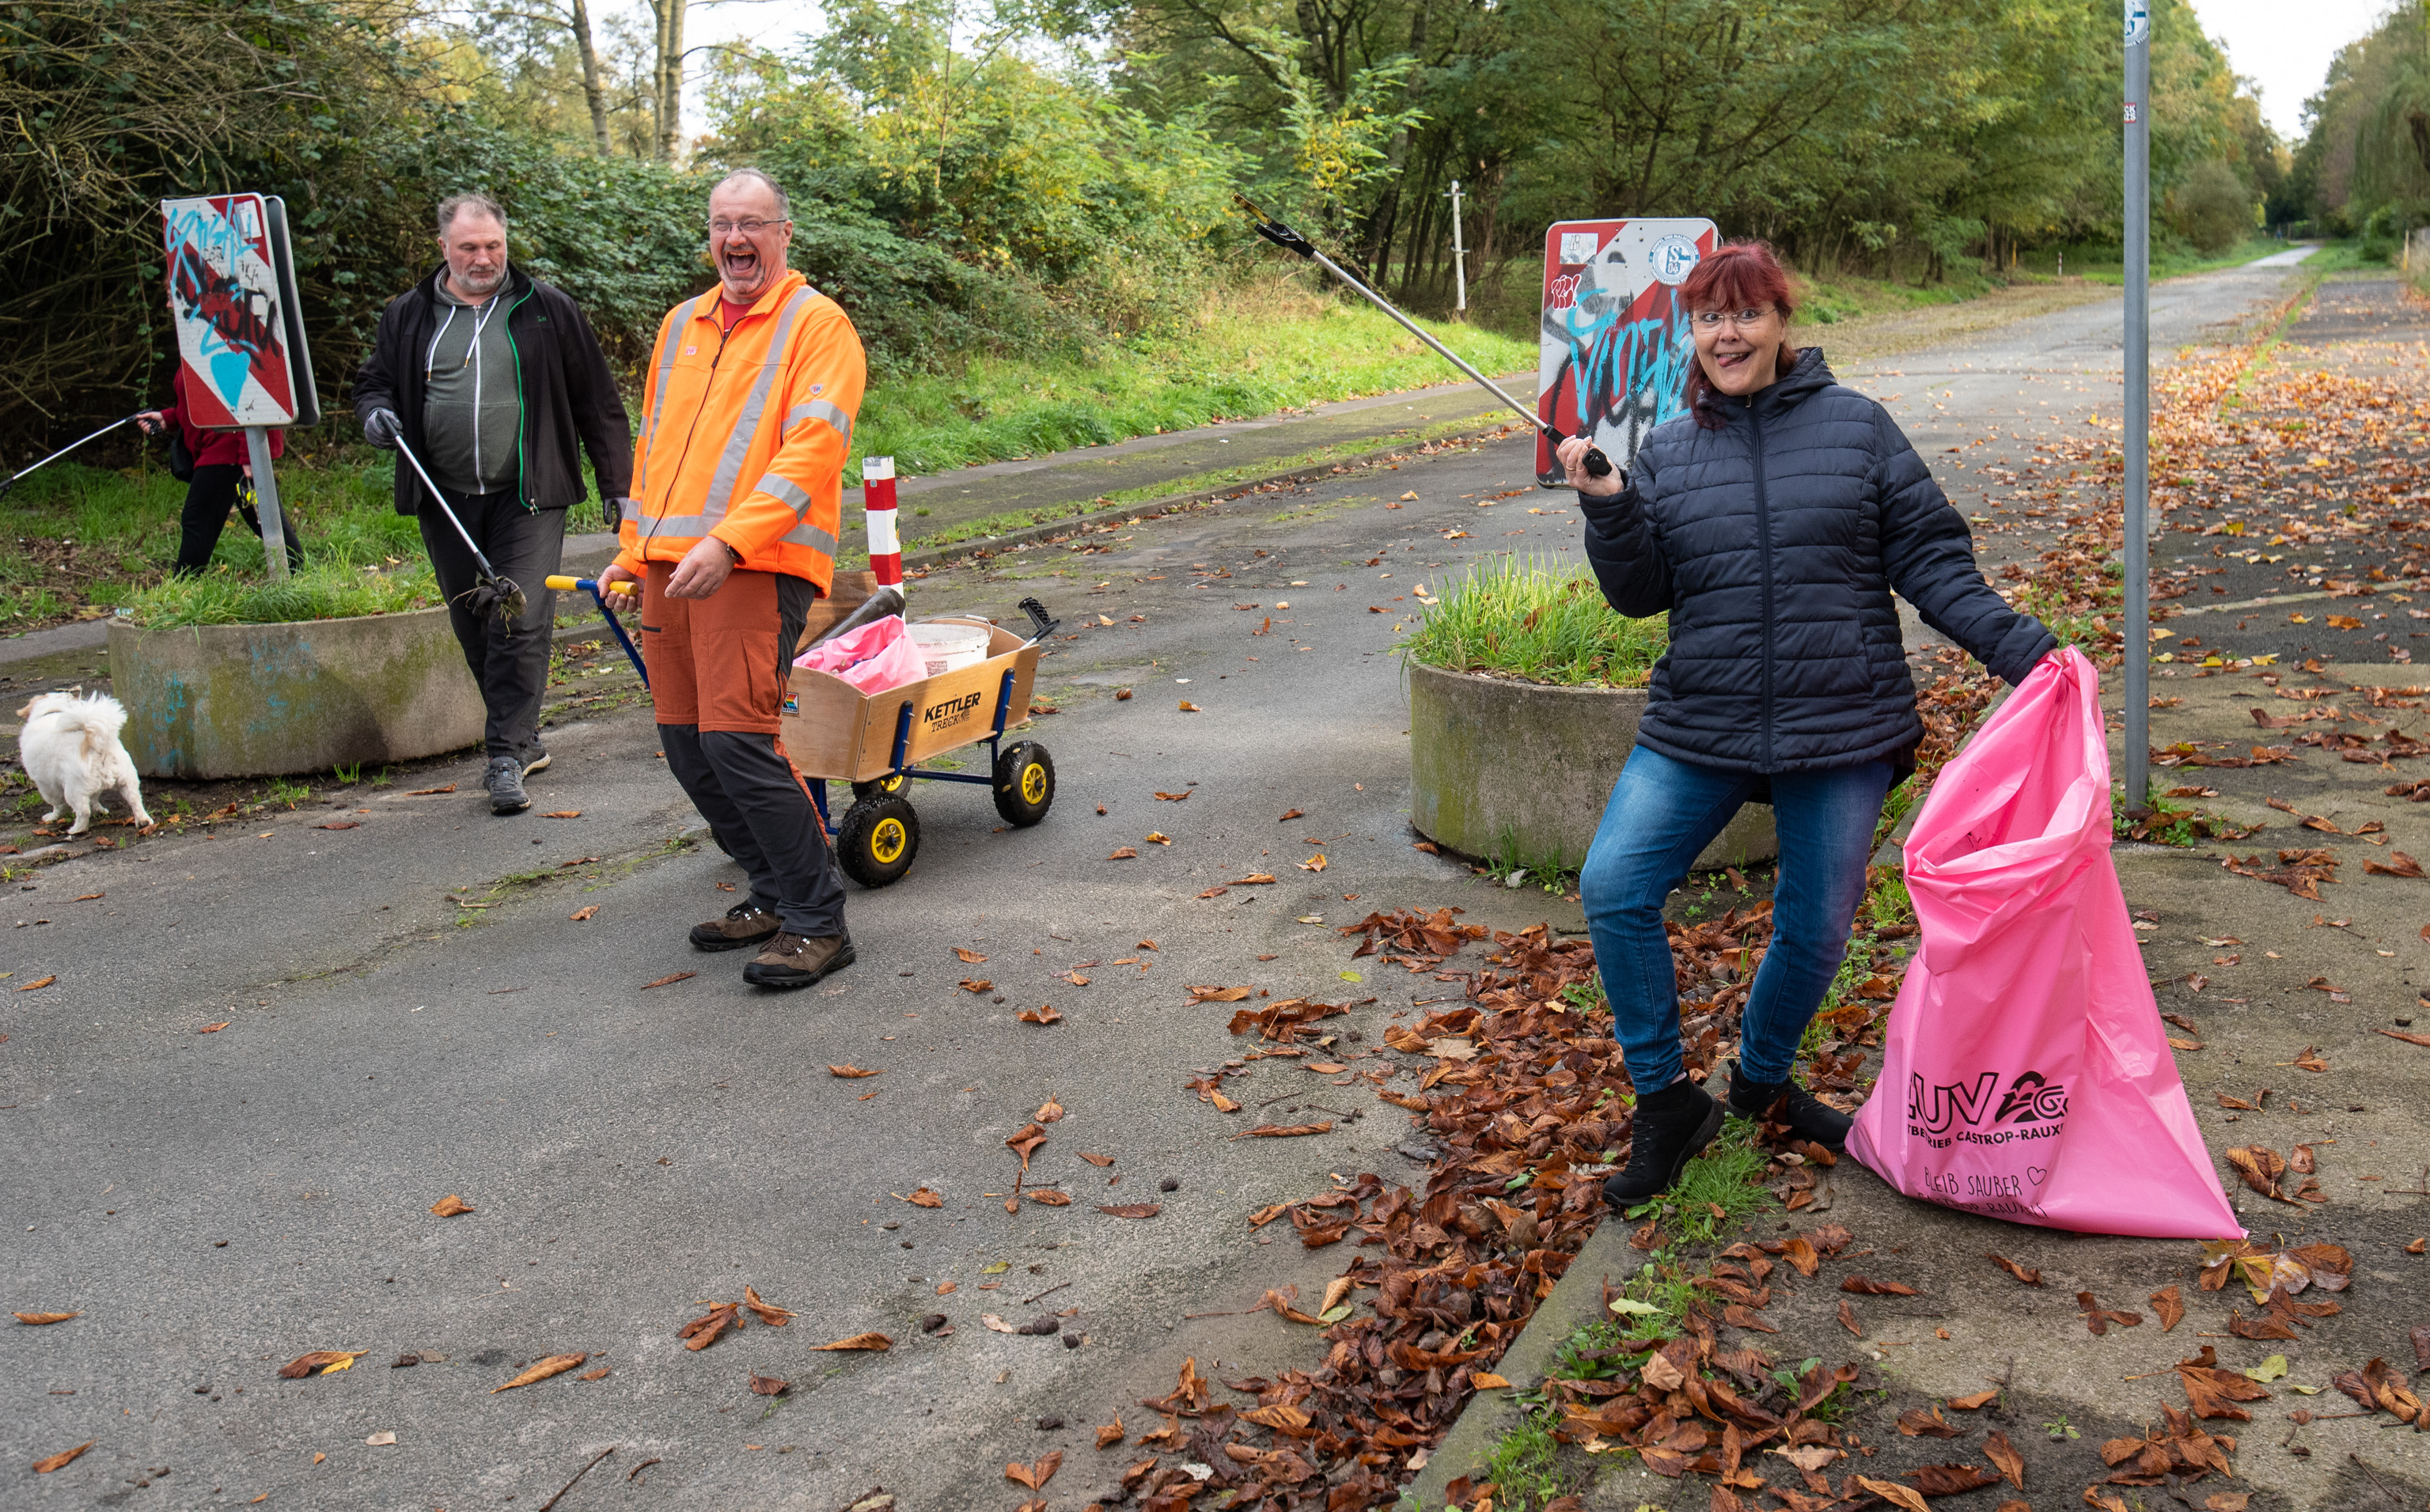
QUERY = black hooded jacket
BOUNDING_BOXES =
[1579,347,2056,777]
[353,264,631,516]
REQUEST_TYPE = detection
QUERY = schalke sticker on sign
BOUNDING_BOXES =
[158,194,320,430]
[1535,218,1716,485]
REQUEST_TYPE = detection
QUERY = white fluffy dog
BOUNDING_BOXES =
[16,690,152,836]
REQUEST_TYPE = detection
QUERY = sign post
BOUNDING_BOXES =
[158,194,317,580]
[1445,180,1469,314]
[2123,0,2151,804]
[1534,218,1718,486]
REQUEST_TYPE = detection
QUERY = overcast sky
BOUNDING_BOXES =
[2191,0,2390,139]
[656,0,2385,148]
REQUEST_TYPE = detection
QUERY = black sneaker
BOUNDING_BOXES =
[1726,1061,1853,1150]
[484,755,529,815]
[521,743,552,777]
[1603,1079,1725,1210]
[743,930,855,989]
[691,903,781,952]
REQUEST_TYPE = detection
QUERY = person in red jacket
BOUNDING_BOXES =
[135,366,305,574]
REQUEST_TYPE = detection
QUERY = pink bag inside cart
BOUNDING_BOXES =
[793,613,923,694]
[1845,646,2240,1239]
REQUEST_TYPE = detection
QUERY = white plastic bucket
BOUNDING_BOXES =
[909,620,991,677]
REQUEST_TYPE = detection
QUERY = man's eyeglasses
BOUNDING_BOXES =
[1690,307,1776,330]
[711,218,788,237]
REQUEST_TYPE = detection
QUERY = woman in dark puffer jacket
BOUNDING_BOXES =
[1555,241,2057,1211]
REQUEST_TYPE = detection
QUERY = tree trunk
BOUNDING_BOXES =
[653,0,688,161]
[569,0,611,155]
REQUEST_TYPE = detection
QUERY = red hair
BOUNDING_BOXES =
[1677,240,1799,427]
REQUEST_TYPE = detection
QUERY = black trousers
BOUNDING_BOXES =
[662,726,849,939]
[418,487,563,760]
[175,464,305,574]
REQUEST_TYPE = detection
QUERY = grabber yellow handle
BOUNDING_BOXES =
[546,574,636,597]
[544,575,578,590]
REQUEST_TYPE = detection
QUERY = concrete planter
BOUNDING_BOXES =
[108,605,483,779]
[1407,661,1776,873]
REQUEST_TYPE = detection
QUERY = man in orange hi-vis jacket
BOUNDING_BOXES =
[598,167,862,989]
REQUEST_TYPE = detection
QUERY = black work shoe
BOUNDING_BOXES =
[691,903,781,952]
[484,755,529,815]
[521,743,552,777]
[1727,1060,1854,1150]
[1603,1079,1726,1211]
[742,930,855,989]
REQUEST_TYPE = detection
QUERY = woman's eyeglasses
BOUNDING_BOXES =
[1690,307,1776,331]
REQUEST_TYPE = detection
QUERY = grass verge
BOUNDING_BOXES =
[1397,555,1666,687]
[121,559,439,627]
[855,275,1534,479]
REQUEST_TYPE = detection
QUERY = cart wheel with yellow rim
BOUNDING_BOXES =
[837,791,920,888]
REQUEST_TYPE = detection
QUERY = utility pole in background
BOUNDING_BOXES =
[1445,180,1468,314]
[2123,0,2151,805]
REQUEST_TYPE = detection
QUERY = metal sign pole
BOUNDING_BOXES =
[2123,0,2151,805]
[244,426,290,580]
[1446,180,1468,313]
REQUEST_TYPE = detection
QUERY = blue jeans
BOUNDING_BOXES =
[1580,745,1892,1093]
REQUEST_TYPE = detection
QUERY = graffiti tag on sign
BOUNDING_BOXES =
[1534,218,1717,485]
[159,194,298,427]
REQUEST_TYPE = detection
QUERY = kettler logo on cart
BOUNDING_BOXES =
[923,691,984,730]
[1906,1071,2068,1147]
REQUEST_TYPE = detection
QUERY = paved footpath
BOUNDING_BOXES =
[8,252,2405,1510]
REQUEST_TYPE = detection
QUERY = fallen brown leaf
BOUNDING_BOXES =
[1984,1430,2025,1490]
[1078,1152,1116,1167]
[1154,790,1190,801]
[1097,1417,1125,1448]
[1277,809,1303,821]
[568,905,598,921]
[1106,847,1139,860]
[1230,1122,1333,1139]
[955,947,988,963]
[1897,1405,1963,1438]
[958,978,994,993]
[749,1374,789,1396]
[680,1303,740,1351]
[1028,1190,1072,1207]
[897,1188,944,1207]
[1949,1389,2000,1410]
[13,1310,78,1325]
[1097,1203,1162,1218]
[32,1441,94,1474]
[1177,701,1200,713]
[828,1065,882,1078]
[199,1022,229,1033]
[278,1350,366,1378]
[1910,1465,2001,1496]
[406,783,457,794]
[1229,873,1278,885]
[1841,1275,1918,1296]
[1856,1475,1931,1512]
[16,976,55,991]
[492,1352,586,1392]
[1006,1124,1049,1167]
[640,971,695,990]
[1018,1006,1062,1024]
[811,1332,894,1351]
[1006,1449,1063,1490]
[2365,852,2425,878]
[2076,1291,2142,1335]
[741,1287,794,1327]
[580,1366,611,1381]
[1188,984,1257,1002]
[429,1195,474,1218]
[2151,1285,2185,1332]
[541,809,582,819]
[1781,1235,1820,1278]
[1036,1097,1065,1123]
[1987,1252,2042,1287]
[1837,1299,1863,1336]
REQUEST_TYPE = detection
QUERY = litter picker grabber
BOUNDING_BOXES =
[542,575,648,688]
[390,434,527,623]
[1232,195,1613,479]
[0,415,144,502]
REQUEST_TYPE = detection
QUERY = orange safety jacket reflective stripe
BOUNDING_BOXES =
[617,270,866,592]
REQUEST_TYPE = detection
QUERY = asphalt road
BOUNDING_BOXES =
[2,252,2326,1508]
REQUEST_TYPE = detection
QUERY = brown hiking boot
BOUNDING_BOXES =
[743,931,855,989]
[690,903,781,952]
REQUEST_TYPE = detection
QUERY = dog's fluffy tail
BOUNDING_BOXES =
[55,695,129,760]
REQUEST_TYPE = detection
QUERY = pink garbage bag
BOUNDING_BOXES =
[794,614,923,693]
[1845,646,2240,1239]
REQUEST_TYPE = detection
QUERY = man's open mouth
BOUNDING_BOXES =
[720,248,759,280]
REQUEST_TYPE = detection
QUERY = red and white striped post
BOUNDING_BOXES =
[862,455,901,586]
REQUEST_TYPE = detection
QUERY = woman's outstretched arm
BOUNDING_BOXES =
[1873,406,2058,684]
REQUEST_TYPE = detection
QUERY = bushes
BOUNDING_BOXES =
[2168,161,2257,255]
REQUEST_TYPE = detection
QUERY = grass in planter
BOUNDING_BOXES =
[1397,556,1665,686]
[123,559,440,628]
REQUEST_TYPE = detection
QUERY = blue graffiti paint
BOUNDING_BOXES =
[1542,301,1694,470]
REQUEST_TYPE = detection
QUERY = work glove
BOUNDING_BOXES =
[363,407,404,449]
